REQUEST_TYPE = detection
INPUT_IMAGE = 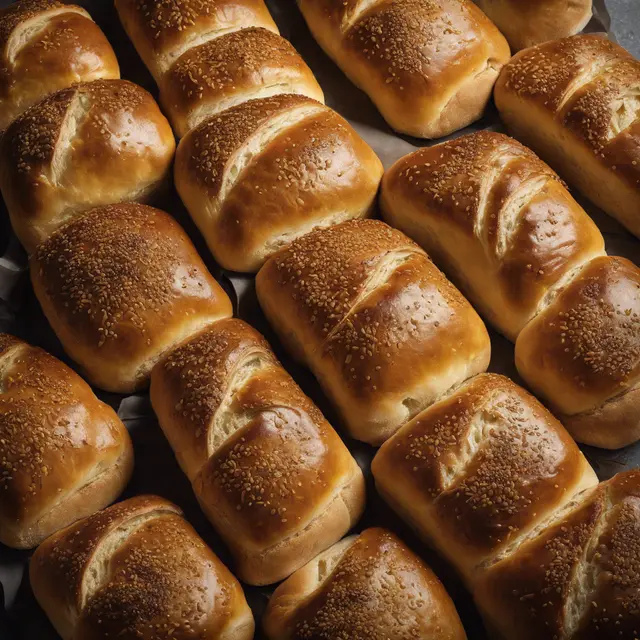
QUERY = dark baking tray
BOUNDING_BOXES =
[0,0,638,638]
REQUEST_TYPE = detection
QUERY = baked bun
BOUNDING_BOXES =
[160,27,324,137]
[256,219,491,445]
[495,35,640,239]
[115,0,278,81]
[516,256,640,449]
[296,0,510,138]
[381,131,606,340]
[30,495,255,640]
[0,334,133,549]
[263,528,467,640]
[30,203,232,394]
[474,470,640,640]
[372,373,598,580]
[150,318,365,585]
[474,0,593,51]
[0,79,175,253]
[0,0,120,131]
[175,95,383,272]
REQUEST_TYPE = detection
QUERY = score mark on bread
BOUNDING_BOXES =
[176,94,383,272]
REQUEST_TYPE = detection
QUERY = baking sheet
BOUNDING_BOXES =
[0,0,637,637]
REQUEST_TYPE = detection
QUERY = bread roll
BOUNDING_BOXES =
[474,470,640,640]
[473,0,593,51]
[495,35,640,239]
[296,0,510,138]
[160,27,324,137]
[150,319,365,585]
[175,95,383,272]
[381,131,606,340]
[115,0,278,81]
[263,528,467,640]
[30,203,233,394]
[516,256,640,449]
[372,373,598,580]
[30,495,255,640]
[0,334,133,549]
[256,219,491,445]
[0,79,175,253]
[0,0,119,131]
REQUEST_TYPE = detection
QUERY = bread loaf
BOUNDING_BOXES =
[0,0,119,131]
[161,27,324,137]
[495,35,640,238]
[370,375,640,638]
[175,94,383,272]
[372,374,598,580]
[115,0,324,137]
[263,528,467,640]
[30,203,232,394]
[30,495,255,640]
[381,131,640,448]
[114,0,279,82]
[0,334,133,549]
[516,256,640,449]
[381,131,606,340]
[150,319,365,585]
[0,79,175,253]
[256,219,491,445]
[473,0,593,51]
[474,471,640,640]
[296,0,510,138]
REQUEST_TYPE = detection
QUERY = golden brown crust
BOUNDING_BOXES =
[474,471,640,640]
[515,256,640,447]
[175,95,383,272]
[256,219,491,445]
[297,0,510,138]
[150,319,365,585]
[474,0,592,51]
[264,528,467,640]
[381,131,606,339]
[495,35,640,238]
[574,473,640,640]
[0,0,119,130]
[0,79,175,253]
[372,373,598,578]
[30,495,255,640]
[30,203,232,394]
[0,334,133,549]
[115,0,278,80]
[160,27,324,136]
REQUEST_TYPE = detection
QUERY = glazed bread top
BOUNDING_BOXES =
[30,203,232,393]
[0,333,131,548]
[115,0,278,80]
[0,79,175,253]
[151,319,363,554]
[297,0,510,137]
[264,528,467,639]
[175,94,383,272]
[515,255,640,417]
[381,131,606,339]
[475,470,640,640]
[0,0,120,130]
[30,495,254,640]
[372,373,598,578]
[474,0,593,51]
[256,219,491,444]
[160,27,324,136]
[496,35,640,199]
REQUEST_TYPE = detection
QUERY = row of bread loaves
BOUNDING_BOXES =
[372,373,640,639]
[382,130,640,449]
[114,0,385,272]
